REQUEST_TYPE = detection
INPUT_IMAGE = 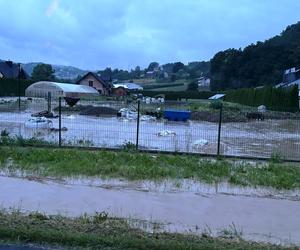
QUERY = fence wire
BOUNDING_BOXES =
[0,96,299,161]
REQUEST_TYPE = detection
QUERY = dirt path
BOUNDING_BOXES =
[1,176,300,246]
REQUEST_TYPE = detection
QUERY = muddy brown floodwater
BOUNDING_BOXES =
[0,111,300,160]
[1,176,300,246]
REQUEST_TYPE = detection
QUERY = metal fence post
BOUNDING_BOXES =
[48,92,51,112]
[217,103,223,156]
[18,63,21,111]
[58,97,62,147]
[136,99,140,150]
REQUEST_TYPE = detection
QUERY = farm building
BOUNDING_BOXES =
[77,72,113,95]
[25,81,99,98]
[112,83,143,96]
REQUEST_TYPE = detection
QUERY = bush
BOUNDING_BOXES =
[143,83,184,90]
[0,79,34,96]
[209,100,223,109]
[0,129,9,137]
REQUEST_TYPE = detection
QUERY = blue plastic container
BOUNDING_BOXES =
[164,110,191,122]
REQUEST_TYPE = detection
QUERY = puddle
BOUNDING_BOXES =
[0,175,299,246]
[63,177,300,201]
[1,167,299,201]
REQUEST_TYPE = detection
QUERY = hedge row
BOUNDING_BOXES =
[225,86,299,112]
[143,83,184,90]
[140,90,215,100]
[0,79,34,96]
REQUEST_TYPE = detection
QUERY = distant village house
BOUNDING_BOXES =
[77,72,143,96]
[276,67,300,88]
[0,61,29,79]
[112,82,143,96]
[197,76,211,91]
[76,72,112,95]
[276,67,300,108]
[145,71,157,78]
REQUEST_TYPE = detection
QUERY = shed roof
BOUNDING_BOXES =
[286,79,300,87]
[209,94,225,100]
[113,82,143,90]
[276,79,300,88]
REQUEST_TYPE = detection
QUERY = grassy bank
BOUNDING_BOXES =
[0,210,296,250]
[0,147,299,189]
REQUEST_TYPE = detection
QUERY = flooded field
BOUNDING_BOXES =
[0,110,300,160]
[1,175,299,245]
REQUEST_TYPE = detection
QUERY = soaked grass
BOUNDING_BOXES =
[0,146,299,189]
[0,210,296,250]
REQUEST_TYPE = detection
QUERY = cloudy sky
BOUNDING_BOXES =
[0,0,299,70]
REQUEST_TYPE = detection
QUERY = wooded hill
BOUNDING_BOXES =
[210,22,300,90]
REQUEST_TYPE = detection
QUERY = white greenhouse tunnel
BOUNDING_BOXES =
[25,81,99,99]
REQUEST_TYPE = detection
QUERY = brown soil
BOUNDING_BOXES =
[191,110,300,123]
[79,105,118,116]
[191,111,247,123]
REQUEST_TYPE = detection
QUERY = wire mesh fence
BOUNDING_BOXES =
[0,95,299,161]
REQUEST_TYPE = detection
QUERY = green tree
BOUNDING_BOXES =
[133,66,141,78]
[173,62,184,73]
[98,67,112,78]
[187,81,198,91]
[210,21,300,90]
[32,64,55,81]
[147,62,159,71]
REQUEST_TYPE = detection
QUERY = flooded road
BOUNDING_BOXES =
[0,111,300,160]
[1,176,300,245]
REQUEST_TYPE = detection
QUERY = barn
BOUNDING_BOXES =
[112,82,143,96]
[25,81,99,98]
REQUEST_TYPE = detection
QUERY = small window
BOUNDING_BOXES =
[89,80,93,87]
[98,89,102,94]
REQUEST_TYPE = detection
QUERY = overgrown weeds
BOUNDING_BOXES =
[0,210,296,250]
[0,130,55,147]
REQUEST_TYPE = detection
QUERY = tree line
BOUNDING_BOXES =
[96,61,210,82]
[210,22,300,90]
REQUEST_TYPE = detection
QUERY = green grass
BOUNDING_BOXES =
[0,147,299,189]
[0,210,296,250]
[187,100,256,112]
[140,80,189,92]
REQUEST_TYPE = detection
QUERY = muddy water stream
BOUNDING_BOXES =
[1,175,300,245]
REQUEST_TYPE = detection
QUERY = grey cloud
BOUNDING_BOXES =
[0,0,299,69]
